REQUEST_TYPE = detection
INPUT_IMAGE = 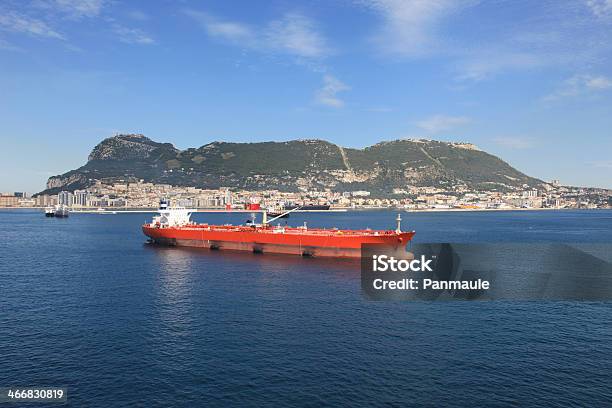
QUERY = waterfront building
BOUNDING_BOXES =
[522,189,538,198]
[18,198,36,207]
[35,195,57,207]
[57,191,73,206]
[0,195,19,207]
[73,190,90,207]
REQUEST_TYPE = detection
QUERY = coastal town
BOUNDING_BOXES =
[1,179,611,210]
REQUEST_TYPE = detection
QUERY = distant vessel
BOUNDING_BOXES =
[44,207,55,217]
[283,204,331,211]
[267,206,289,218]
[267,211,289,218]
[96,208,117,214]
[143,200,414,258]
[54,205,70,218]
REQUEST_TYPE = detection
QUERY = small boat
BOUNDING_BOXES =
[44,207,55,217]
[54,205,70,218]
[267,206,289,219]
[95,208,116,214]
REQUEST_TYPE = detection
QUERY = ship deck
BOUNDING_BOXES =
[153,223,401,237]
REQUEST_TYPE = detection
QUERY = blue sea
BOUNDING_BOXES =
[1,209,611,407]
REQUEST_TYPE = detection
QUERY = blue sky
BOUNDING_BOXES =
[1,0,611,192]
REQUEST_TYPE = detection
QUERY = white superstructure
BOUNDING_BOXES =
[150,199,192,228]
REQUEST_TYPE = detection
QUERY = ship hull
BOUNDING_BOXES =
[283,204,330,211]
[267,212,289,218]
[143,225,414,258]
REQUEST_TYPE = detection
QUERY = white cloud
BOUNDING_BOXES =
[184,10,253,44]
[367,106,393,112]
[455,51,543,82]
[452,2,606,82]
[360,0,475,57]
[316,75,350,107]
[585,0,612,17]
[416,114,471,134]
[358,0,612,84]
[0,37,22,51]
[186,9,332,107]
[126,10,149,21]
[113,26,154,45]
[184,9,328,59]
[585,75,612,89]
[0,2,154,48]
[0,12,64,39]
[360,0,553,81]
[206,20,253,43]
[543,74,612,102]
[54,0,105,19]
[493,137,534,150]
[592,161,612,168]
[265,13,328,58]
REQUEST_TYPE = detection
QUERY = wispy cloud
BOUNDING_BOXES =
[590,160,612,169]
[184,10,253,45]
[359,0,612,84]
[542,74,612,102]
[493,137,534,150]
[359,0,552,81]
[0,12,64,39]
[316,75,350,107]
[455,51,543,82]
[186,9,333,107]
[585,75,612,89]
[126,10,149,21]
[113,25,154,45]
[53,0,105,19]
[416,114,471,134]
[360,0,472,57]
[0,37,22,51]
[184,9,329,59]
[457,2,612,82]
[585,0,612,17]
[367,106,393,112]
[0,1,150,47]
[265,13,328,58]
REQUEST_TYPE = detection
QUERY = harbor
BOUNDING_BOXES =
[70,208,349,214]
[2,208,611,406]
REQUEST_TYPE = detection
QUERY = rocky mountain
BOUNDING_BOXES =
[40,134,544,195]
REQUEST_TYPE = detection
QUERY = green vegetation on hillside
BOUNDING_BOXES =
[40,134,543,195]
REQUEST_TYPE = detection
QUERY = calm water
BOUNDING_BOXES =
[1,209,611,407]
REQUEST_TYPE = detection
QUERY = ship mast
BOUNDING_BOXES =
[396,213,402,233]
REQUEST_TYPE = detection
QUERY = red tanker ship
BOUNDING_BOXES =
[142,201,415,258]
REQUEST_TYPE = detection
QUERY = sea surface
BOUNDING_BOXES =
[1,209,611,407]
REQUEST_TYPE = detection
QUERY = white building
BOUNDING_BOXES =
[57,191,73,206]
[73,190,89,207]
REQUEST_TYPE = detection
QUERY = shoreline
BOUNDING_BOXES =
[1,207,609,213]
